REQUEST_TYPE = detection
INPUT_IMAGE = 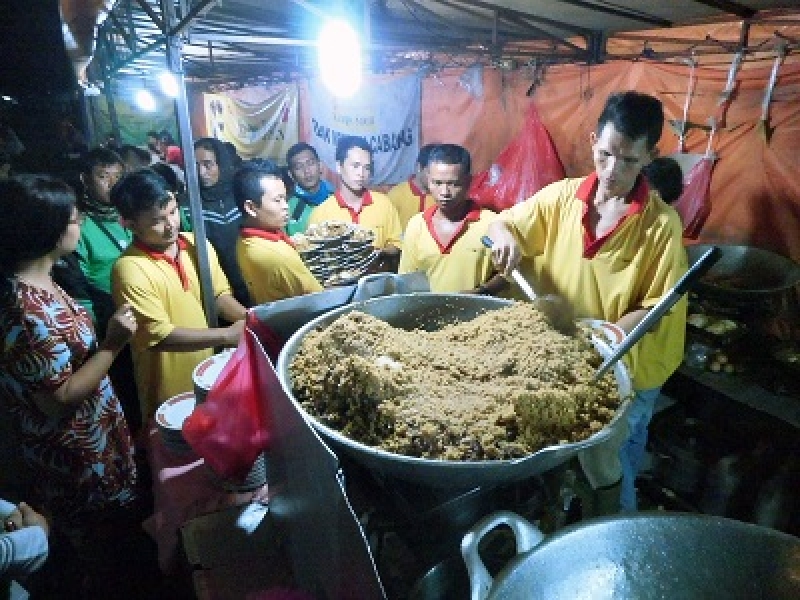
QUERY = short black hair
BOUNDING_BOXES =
[427,143,472,175]
[597,91,664,150]
[149,162,183,194]
[81,146,123,175]
[286,142,319,166]
[417,143,438,168]
[194,137,236,181]
[232,162,284,213]
[644,156,684,204]
[0,175,75,274]
[335,135,371,164]
[111,168,173,220]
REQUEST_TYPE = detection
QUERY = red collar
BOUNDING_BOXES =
[334,189,373,224]
[576,173,649,259]
[408,177,428,212]
[240,227,295,248]
[422,202,482,254]
[134,234,191,290]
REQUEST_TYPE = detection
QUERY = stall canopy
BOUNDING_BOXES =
[40,1,800,265]
[76,1,799,86]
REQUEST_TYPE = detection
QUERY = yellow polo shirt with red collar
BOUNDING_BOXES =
[399,204,495,293]
[111,233,232,419]
[387,177,435,231]
[497,174,688,390]
[236,228,323,305]
[308,190,402,250]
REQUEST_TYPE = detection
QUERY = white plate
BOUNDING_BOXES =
[580,318,625,347]
[192,349,235,393]
[155,391,196,431]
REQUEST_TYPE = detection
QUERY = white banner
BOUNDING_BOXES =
[204,85,299,162]
[308,74,421,185]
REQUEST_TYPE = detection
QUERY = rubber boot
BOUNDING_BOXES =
[589,480,622,518]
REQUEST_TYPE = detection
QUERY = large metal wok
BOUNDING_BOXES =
[462,511,800,599]
[686,243,800,303]
[275,293,633,490]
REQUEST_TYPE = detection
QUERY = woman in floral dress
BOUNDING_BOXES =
[0,174,139,529]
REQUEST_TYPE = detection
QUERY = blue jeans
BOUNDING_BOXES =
[619,387,660,511]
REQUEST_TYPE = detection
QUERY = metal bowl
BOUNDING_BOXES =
[686,244,800,300]
[275,294,633,490]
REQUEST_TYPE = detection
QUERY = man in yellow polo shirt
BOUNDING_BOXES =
[111,169,247,420]
[399,144,506,295]
[308,136,402,270]
[387,143,436,231]
[488,91,688,513]
[234,162,323,304]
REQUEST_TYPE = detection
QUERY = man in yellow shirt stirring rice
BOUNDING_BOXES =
[487,91,688,513]
[234,161,323,305]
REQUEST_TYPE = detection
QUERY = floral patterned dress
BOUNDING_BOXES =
[0,278,137,522]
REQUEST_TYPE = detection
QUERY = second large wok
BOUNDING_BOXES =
[275,294,633,490]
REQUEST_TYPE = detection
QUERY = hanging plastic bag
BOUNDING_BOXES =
[469,104,565,211]
[672,155,715,239]
[182,312,281,481]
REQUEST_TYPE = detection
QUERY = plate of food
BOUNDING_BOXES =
[305,221,353,244]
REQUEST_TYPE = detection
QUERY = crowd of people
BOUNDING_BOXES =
[0,90,688,597]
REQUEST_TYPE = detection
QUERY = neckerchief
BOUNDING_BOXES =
[240,227,296,248]
[134,235,191,290]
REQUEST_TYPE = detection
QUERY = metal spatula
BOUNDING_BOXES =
[481,236,576,334]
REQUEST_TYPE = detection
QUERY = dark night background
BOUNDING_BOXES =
[0,0,85,173]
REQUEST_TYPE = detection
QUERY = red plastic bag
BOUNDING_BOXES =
[672,155,715,239]
[182,313,280,481]
[469,104,565,211]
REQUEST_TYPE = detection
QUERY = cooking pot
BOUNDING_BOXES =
[275,293,633,491]
[462,510,800,599]
[686,244,800,311]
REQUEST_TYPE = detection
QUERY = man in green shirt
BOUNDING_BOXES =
[75,147,132,331]
[285,142,334,236]
[74,147,141,432]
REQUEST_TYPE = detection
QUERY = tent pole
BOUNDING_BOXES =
[102,75,122,142]
[161,0,217,327]
[79,92,95,148]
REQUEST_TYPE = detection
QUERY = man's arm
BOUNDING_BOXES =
[0,502,49,577]
[486,220,522,276]
[615,307,650,334]
[153,320,243,352]
[216,293,247,323]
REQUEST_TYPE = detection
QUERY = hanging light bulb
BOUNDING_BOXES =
[318,19,362,99]
[158,72,180,98]
[135,88,157,112]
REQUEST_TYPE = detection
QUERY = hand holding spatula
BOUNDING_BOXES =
[481,235,576,335]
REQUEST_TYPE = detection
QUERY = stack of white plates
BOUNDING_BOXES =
[192,348,235,404]
[207,452,268,492]
[154,391,196,453]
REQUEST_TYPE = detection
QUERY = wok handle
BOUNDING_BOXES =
[461,510,545,600]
